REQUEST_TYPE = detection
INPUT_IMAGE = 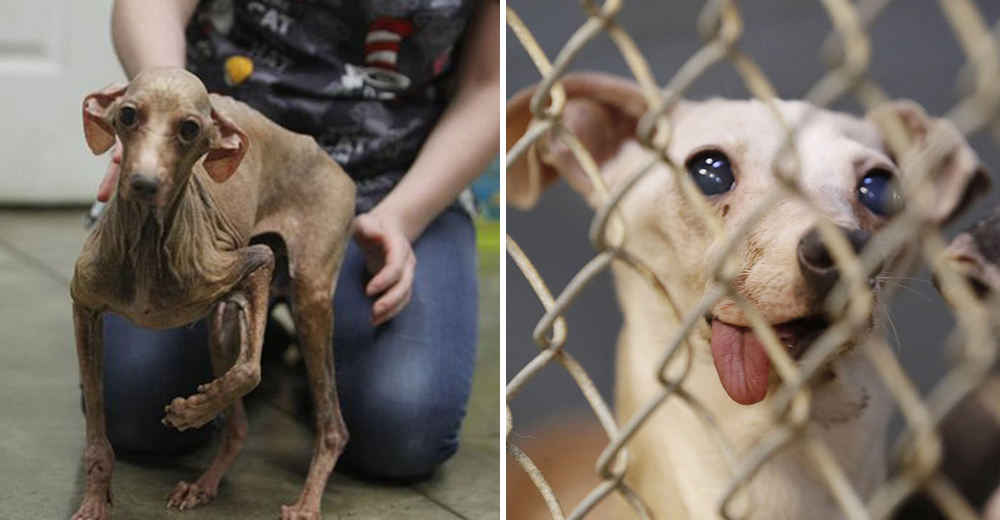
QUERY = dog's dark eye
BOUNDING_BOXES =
[858,169,903,216]
[686,150,736,196]
[179,120,201,142]
[118,106,137,128]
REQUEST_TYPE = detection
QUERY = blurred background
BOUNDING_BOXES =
[507,0,1000,437]
[0,1,125,202]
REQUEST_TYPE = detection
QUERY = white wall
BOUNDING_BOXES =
[0,0,126,204]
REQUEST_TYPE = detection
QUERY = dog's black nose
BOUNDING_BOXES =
[797,226,872,298]
[129,175,160,199]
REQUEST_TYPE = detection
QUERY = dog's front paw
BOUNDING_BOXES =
[167,480,218,510]
[162,394,224,431]
[280,503,320,520]
[71,494,110,520]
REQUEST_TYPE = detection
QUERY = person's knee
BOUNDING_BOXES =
[104,409,153,453]
[105,407,212,454]
[342,398,464,479]
[332,209,477,479]
[100,314,215,454]
[103,380,215,454]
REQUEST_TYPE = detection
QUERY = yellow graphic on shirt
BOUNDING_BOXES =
[224,56,254,86]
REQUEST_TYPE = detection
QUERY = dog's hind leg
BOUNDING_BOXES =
[280,268,348,520]
[167,302,249,510]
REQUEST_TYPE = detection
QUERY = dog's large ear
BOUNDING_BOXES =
[205,107,249,183]
[507,73,650,209]
[867,100,992,225]
[82,84,126,155]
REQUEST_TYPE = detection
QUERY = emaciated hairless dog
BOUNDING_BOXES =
[70,68,354,520]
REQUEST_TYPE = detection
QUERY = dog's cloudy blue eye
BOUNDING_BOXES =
[686,151,735,196]
[858,169,902,216]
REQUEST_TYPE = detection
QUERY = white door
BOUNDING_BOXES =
[0,0,125,204]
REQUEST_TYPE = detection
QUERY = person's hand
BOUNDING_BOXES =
[353,211,416,326]
[97,140,123,202]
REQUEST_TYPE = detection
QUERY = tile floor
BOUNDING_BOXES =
[0,209,501,519]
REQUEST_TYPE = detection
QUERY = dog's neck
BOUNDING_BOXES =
[96,173,242,286]
[611,263,891,519]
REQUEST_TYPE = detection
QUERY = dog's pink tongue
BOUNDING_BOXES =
[710,320,771,405]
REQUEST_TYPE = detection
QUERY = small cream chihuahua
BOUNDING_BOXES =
[507,73,989,519]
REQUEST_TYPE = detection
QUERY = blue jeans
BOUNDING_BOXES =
[100,208,478,479]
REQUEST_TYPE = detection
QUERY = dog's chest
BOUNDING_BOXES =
[619,333,890,520]
[76,232,244,329]
[118,277,219,329]
[94,260,225,329]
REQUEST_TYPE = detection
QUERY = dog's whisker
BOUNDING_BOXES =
[878,272,933,285]
[876,299,902,354]
[876,278,934,303]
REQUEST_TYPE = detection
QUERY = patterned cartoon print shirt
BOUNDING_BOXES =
[186,0,477,213]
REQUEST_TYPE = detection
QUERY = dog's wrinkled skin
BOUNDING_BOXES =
[507,73,988,519]
[70,68,355,520]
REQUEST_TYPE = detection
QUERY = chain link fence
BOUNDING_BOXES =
[506,1,1000,518]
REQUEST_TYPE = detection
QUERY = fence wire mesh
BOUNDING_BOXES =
[506,1,1000,519]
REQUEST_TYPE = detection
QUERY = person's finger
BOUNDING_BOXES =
[373,289,412,327]
[96,165,118,202]
[366,235,408,296]
[96,143,122,202]
[372,254,415,325]
[372,255,415,325]
[373,254,415,325]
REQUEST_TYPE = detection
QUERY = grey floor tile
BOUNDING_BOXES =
[0,209,90,283]
[412,438,502,520]
[0,247,86,520]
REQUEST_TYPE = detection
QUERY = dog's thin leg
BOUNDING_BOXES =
[163,244,273,431]
[71,304,114,520]
[280,283,348,520]
[167,302,249,510]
